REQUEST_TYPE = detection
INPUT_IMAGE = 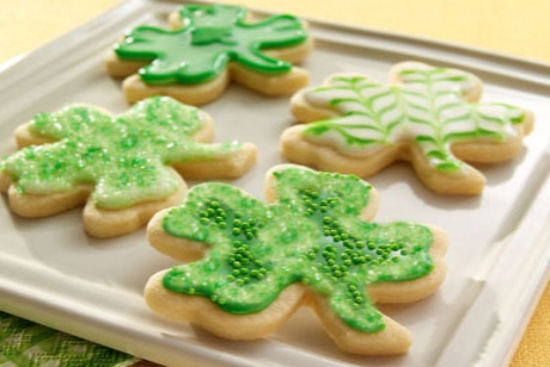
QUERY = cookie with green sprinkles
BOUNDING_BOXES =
[144,164,447,355]
[0,96,257,238]
[282,61,534,195]
[106,3,312,106]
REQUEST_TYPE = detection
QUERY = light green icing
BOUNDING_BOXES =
[0,312,136,367]
[0,96,243,209]
[114,4,308,85]
[302,65,526,171]
[161,167,434,333]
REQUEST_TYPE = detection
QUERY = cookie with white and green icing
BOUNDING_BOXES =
[145,164,447,355]
[282,62,534,195]
[0,96,257,238]
[106,4,313,106]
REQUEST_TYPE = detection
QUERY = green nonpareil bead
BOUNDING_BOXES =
[0,96,242,208]
[161,167,435,334]
[114,4,308,85]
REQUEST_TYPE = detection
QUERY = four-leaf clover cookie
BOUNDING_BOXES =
[1,1,532,357]
[106,4,313,105]
[0,96,256,238]
[282,62,534,195]
[145,165,447,355]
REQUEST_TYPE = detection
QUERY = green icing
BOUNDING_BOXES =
[0,96,243,209]
[162,167,434,333]
[114,4,308,85]
[302,66,526,171]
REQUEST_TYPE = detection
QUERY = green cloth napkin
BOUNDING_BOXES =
[0,312,140,367]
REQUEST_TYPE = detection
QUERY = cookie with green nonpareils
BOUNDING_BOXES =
[145,164,447,355]
[282,61,534,195]
[106,4,313,106]
[0,96,257,238]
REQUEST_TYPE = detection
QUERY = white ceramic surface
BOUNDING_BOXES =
[0,1,549,366]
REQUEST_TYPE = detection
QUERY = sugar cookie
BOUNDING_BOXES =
[0,96,256,238]
[282,62,534,195]
[145,165,447,355]
[106,4,313,105]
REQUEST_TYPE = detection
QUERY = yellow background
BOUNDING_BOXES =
[0,0,549,365]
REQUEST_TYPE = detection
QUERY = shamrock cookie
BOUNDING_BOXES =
[282,62,534,195]
[0,96,256,238]
[106,4,312,105]
[145,165,447,355]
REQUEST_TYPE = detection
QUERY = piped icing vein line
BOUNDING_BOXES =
[114,4,308,85]
[0,96,242,209]
[162,167,434,333]
[302,65,525,171]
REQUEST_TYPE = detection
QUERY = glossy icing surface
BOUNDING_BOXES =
[1,96,242,208]
[162,167,434,333]
[115,4,308,85]
[302,64,525,171]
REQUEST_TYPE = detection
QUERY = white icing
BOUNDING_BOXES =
[401,91,428,108]
[372,93,398,112]
[441,104,470,120]
[302,64,523,168]
[434,92,460,106]
[380,108,404,127]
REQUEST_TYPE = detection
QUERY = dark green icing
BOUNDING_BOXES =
[0,96,242,208]
[114,4,308,85]
[162,167,434,333]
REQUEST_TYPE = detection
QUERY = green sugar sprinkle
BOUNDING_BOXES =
[162,167,434,333]
[1,96,242,208]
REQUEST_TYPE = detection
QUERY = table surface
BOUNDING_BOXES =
[0,0,548,366]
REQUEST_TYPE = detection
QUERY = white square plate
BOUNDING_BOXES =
[1,1,549,366]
